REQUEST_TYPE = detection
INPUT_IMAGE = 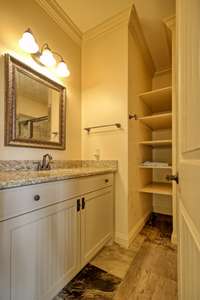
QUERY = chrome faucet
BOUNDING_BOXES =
[41,154,53,170]
[35,154,53,170]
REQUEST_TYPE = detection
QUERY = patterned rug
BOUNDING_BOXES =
[54,264,121,300]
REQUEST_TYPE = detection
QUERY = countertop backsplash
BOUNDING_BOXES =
[0,160,118,171]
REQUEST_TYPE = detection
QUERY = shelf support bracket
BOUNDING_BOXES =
[129,113,138,120]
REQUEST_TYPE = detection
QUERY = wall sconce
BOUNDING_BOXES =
[19,28,70,77]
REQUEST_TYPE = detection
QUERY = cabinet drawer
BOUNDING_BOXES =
[0,173,113,221]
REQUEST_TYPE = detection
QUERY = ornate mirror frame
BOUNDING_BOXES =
[4,54,66,150]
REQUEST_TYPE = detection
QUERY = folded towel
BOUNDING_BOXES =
[142,161,169,167]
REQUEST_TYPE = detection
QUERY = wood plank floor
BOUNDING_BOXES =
[92,214,177,300]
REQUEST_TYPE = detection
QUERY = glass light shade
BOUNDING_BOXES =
[39,48,56,67]
[56,61,70,77]
[19,31,39,53]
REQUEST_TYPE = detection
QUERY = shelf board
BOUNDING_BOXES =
[139,183,172,196]
[139,165,172,169]
[139,140,172,147]
[139,86,172,113]
[139,113,172,130]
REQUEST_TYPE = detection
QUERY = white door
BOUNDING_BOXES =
[177,0,200,298]
[0,197,80,300]
[81,187,113,267]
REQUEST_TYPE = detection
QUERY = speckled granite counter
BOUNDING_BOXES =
[0,161,117,190]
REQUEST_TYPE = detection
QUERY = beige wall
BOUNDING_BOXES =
[82,18,155,246]
[128,29,153,237]
[152,69,172,89]
[82,24,129,242]
[0,0,81,160]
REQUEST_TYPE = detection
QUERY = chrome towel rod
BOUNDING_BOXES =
[84,123,121,133]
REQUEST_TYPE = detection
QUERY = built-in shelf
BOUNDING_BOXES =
[139,182,172,196]
[139,86,172,113]
[139,165,172,169]
[139,112,172,130]
[139,140,172,147]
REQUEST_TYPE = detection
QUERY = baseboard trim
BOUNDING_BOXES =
[115,232,129,249]
[115,211,151,248]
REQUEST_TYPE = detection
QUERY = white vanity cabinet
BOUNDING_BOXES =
[0,173,114,300]
[0,197,80,300]
[81,186,113,267]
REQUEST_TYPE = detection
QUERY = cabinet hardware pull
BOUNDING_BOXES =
[82,197,85,209]
[34,194,40,201]
[105,179,109,183]
[77,199,81,212]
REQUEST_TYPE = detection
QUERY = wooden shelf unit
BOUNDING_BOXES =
[139,112,172,130]
[139,140,172,147]
[137,83,174,217]
[140,182,172,196]
[139,86,172,113]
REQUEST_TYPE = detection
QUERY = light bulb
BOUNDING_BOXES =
[56,60,70,77]
[39,48,56,67]
[19,30,39,53]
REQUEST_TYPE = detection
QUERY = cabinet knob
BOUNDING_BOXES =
[34,194,40,201]
[105,179,109,183]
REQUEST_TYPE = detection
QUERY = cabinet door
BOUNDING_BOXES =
[0,197,80,300]
[81,187,113,267]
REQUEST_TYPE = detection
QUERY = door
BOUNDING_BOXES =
[0,197,80,300]
[81,187,113,267]
[177,0,200,298]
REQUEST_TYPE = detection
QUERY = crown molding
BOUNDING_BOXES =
[83,7,132,42]
[129,6,155,76]
[35,0,82,46]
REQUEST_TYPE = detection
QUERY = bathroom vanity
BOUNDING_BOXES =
[0,167,115,300]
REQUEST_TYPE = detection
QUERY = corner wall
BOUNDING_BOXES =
[152,69,172,89]
[82,22,129,244]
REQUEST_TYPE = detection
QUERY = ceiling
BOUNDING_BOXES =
[56,0,175,71]
[133,0,175,71]
[56,0,133,32]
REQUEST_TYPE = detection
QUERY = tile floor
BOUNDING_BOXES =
[55,213,177,300]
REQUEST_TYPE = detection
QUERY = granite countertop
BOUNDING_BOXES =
[0,166,117,190]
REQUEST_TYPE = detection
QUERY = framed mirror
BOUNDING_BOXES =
[4,54,66,150]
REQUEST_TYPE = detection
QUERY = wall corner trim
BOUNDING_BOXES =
[129,5,155,76]
[128,211,151,246]
[164,15,176,31]
[34,0,82,46]
[115,232,129,249]
[83,7,132,42]
[154,67,172,77]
